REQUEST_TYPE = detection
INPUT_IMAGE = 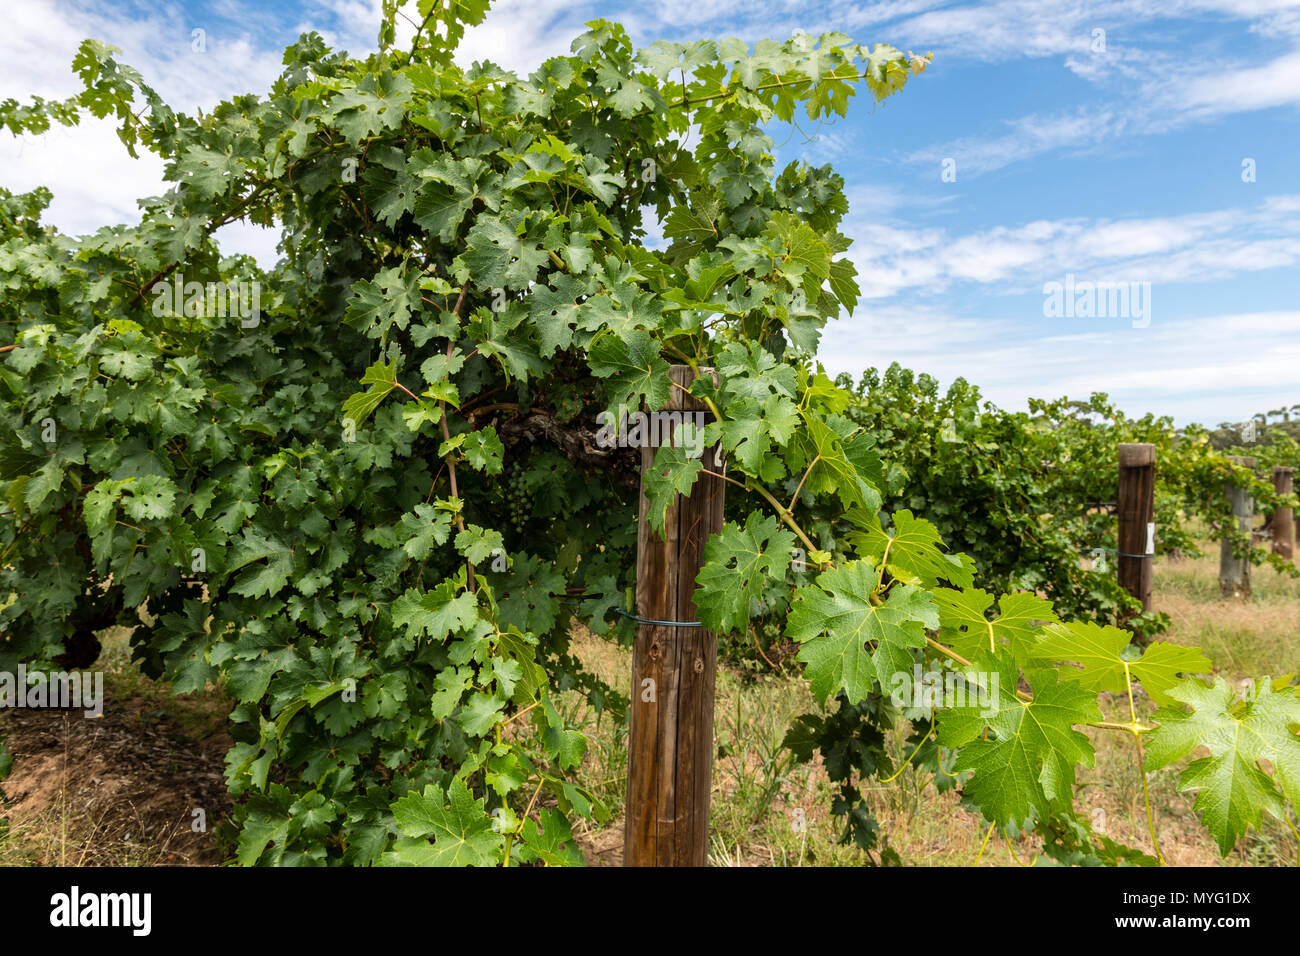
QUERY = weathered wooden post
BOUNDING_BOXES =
[1219,456,1256,598]
[1117,443,1155,618]
[625,365,723,867]
[1272,466,1294,561]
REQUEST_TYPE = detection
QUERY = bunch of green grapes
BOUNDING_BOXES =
[504,464,533,532]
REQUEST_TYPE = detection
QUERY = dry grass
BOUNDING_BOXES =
[1154,552,1298,680]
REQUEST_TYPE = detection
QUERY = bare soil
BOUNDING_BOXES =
[0,688,231,865]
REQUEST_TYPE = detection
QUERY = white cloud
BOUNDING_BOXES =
[819,305,1300,424]
[888,1,1300,176]
[1,119,166,234]
[1178,48,1300,114]
[212,219,283,268]
[0,0,284,242]
[843,196,1300,299]
[0,0,285,109]
[907,107,1121,178]
[454,0,596,74]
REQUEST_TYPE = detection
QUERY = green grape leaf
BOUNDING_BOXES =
[342,359,400,426]
[465,304,545,381]
[344,267,419,340]
[496,627,548,705]
[797,411,881,513]
[828,258,860,313]
[411,151,501,242]
[492,553,565,636]
[455,524,504,564]
[459,427,504,474]
[457,216,548,290]
[1031,622,1212,707]
[392,580,479,643]
[588,328,671,414]
[388,779,503,866]
[430,666,472,720]
[518,807,585,867]
[397,503,454,560]
[227,528,293,598]
[1145,677,1300,855]
[235,802,289,866]
[641,439,704,537]
[935,587,1057,662]
[939,653,1101,829]
[535,692,586,769]
[709,394,799,480]
[331,71,413,143]
[120,475,177,521]
[848,508,975,588]
[457,690,507,736]
[175,145,248,200]
[528,275,587,357]
[23,458,65,510]
[695,512,795,633]
[1129,642,1217,707]
[789,560,938,704]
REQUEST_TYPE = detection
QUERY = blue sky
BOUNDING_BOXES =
[2,0,1298,425]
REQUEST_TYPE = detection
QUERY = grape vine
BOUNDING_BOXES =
[0,1,1295,867]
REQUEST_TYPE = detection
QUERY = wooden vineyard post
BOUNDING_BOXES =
[1272,466,1294,560]
[1117,443,1156,620]
[1219,456,1256,598]
[624,365,724,867]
